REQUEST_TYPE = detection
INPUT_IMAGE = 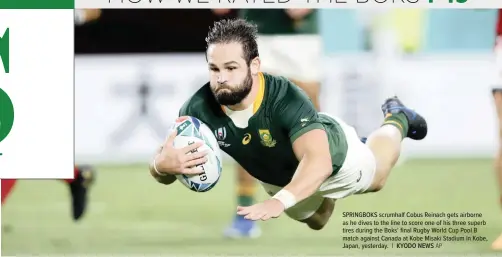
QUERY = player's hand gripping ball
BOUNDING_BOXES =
[171,116,222,192]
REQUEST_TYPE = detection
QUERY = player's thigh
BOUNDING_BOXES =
[260,182,324,221]
[318,113,377,198]
[494,90,502,120]
[257,35,322,83]
[494,90,502,142]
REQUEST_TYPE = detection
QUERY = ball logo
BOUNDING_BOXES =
[0,88,14,143]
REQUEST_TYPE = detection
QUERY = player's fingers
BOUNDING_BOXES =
[182,141,204,154]
[165,130,177,145]
[261,213,272,221]
[182,166,204,175]
[246,211,265,221]
[237,207,251,215]
[244,210,261,220]
[183,157,208,168]
[186,150,208,161]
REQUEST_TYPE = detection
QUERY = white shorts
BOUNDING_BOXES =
[260,114,377,221]
[257,34,322,82]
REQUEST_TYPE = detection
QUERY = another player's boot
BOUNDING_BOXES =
[223,215,261,239]
[68,165,96,221]
[381,96,428,140]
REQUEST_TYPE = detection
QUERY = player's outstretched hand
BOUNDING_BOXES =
[236,199,285,221]
[154,130,208,175]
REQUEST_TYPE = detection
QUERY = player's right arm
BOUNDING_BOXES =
[149,145,177,185]
[149,101,208,185]
[149,130,208,184]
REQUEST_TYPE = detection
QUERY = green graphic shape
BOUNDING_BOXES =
[0,0,73,9]
[0,88,14,143]
[0,28,8,74]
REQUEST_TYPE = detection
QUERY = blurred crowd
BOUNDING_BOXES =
[75,9,498,55]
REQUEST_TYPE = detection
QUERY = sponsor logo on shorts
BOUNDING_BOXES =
[356,170,362,182]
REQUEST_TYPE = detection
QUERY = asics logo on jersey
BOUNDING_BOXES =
[242,133,252,145]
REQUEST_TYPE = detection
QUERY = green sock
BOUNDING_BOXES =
[382,113,409,139]
[237,195,254,207]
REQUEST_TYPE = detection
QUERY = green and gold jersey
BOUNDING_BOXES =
[179,73,347,187]
[239,10,318,35]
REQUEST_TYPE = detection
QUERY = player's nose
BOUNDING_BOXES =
[217,74,229,84]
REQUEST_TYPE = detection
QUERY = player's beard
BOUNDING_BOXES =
[211,69,253,106]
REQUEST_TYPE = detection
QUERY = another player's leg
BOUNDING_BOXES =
[1,179,17,232]
[223,164,261,238]
[62,165,96,221]
[1,179,17,205]
[491,89,502,250]
[363,96,427,192]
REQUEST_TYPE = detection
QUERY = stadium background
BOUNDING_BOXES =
[2,9,502,255]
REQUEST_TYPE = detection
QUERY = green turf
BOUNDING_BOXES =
[2,159,502,255]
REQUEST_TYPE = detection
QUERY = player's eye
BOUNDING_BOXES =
[226,67,236,71]
[209,67,219,72]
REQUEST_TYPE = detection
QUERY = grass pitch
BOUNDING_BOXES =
[2,159,501,255]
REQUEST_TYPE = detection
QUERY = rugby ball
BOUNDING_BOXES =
[171,116,222,192]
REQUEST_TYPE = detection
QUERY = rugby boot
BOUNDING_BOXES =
[381,96,427,140]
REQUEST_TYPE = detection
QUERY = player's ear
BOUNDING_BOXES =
[250,57,260,76]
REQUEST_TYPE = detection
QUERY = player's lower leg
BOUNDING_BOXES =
[1,179,17,205]
[223,164,261,238]
[291,79,321,111]
[299,198,335,230]
[364,97,427,192]
[491,90,502,250]
[64,165,96,221]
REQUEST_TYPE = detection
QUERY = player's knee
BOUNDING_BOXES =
[307,217,329,230]
[304,198,335,231]
[300,212,330,231]
[369,167,392,192]
[372,177,387,192]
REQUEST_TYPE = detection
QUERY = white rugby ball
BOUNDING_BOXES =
[170,116,222,192]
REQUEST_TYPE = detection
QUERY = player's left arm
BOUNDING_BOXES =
[274,83,333,208]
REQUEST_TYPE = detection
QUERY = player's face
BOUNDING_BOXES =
[207,42,254,106]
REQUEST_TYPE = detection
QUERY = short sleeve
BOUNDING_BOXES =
[276,83,325,143]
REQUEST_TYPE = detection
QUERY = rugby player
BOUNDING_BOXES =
[149,19,428,230]
[1,166,95,221]
[213,8,322,238]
